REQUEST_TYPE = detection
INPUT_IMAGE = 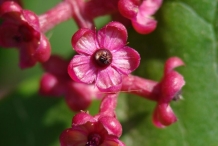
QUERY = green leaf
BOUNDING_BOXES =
[0,92,73,146]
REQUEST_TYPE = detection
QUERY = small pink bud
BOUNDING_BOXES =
[65,82,93,112]
[39,73,66,96]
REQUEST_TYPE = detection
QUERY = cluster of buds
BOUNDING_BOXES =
[0,0,185,146]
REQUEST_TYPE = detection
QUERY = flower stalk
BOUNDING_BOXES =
[39,1,73,33]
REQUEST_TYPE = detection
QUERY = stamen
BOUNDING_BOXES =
[172,90,183,101]
[18,24,34,42]
[93,49,112,68]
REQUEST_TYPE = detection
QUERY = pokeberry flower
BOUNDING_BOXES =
[121,57,185,127]
[152,57,185,128]
[40,55,100,111]
[60,111,125,146]
[118,0,162,34]
[0,1,51,68]
[68,21,140,92]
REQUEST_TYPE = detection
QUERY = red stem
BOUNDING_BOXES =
[64,0,94,29]
[121,74,160,101]
[39,1,73,33]
[99,93,118,117]
[38,0,119,32]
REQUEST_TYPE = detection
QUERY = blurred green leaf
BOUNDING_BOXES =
[0,92,73,146]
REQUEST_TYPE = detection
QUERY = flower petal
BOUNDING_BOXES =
[118,0,138,19]
[68,55,97,84]
[72,112,96,126]
[72,28,98,55]
[164,56,185,75]
[102,136,125,146]
[0,1,22,21]
[22,9,40,31]
[112,46,140,75]
[60,128,87,146]
[132,15,157,34]
[97,22,127,51]
[96,66,122,92]
[99,116,122,137]
[152,105,165,128]
[19,46,37,69]
[161,71,185,102]
[139,0,163,16]
[34,34,51,62]
[156,103,177,126]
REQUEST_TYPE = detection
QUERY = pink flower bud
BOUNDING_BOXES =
[118,0,163,34]
[39,73,66,96]
[65,82,94,112]
[0,1,51,68]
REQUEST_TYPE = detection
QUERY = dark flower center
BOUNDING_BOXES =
[13,35,22,43]
[86,133,102,146]
[93,49,112,68]
[13,24,36,43]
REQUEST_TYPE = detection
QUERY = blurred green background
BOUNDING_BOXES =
[0,0,218,145]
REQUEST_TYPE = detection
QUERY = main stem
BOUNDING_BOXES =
[98,93,119,117]
[38,0,120,32]
[121,74,160,101]
[65,0,94,29]
[39,1,73,33]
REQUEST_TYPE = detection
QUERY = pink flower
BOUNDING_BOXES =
[0,1,51,68]
[68,21,140,92]
[60,112,125,146]
[152,57,185,128]
[118,0,162,34]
